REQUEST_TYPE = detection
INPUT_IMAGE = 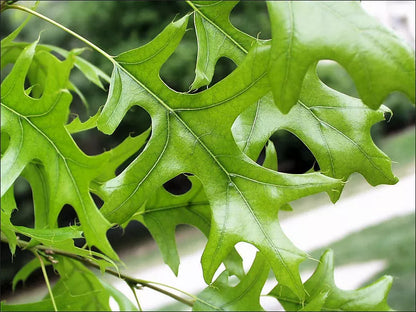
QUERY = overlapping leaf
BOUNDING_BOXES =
[189,0,399,188]
[2,2,414,311]
[2,258,137,311]
[132,122,279,276]
[2,22,109,112]
[233,69,398,186]
[0,41,145,260]
[267,1,415,113]
[96,15,342,299]
[269,249,393,311]
[188,0,258,90]
[132,176,246,278]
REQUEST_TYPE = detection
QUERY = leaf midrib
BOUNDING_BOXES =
[114,61,307,280]
[107,11,307,293]
[1,102,96,232]
[299,101,394,182]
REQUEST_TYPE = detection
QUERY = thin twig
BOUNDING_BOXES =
[128,282,143,311]
[33,250,58,312]
[2,3,114,61]
[1,235,195,307]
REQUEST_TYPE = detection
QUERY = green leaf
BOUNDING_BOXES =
[0,11,33,46]
[65,108,102,134]
[2,35,109,113]
[269,249,393,311]
[1,41,116,259]
[92,128,151,185]
[0,187,18,255]
[193,252,269,311]
[48,45,110,89]
[97,15,342,299]
[13,225,83,244]
[267,1,415,113]
[233,67,398,187]
[135,176,209,276]
[133,175,244,279]
[1,41,110,89]
[12,258,45,291]
[101,281,138,311]
[263,140,278,171]
[188,0,257,89]
[3,258,132,311]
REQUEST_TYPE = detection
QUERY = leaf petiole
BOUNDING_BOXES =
[2,4,115,63]
[128,282,143,311]
[33,250,58,312]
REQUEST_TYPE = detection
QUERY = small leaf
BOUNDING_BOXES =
[12,258,45,291]
[65,108,102,134]
[193,252,269,311]
[48,45,110,89]
[269,249,393,311]
[3,258,127,311]
[1,41,110,89]
[189,0,256,89]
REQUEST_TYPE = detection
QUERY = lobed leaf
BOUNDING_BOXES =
[2,258,136,311]
[97,15,342,299]
[193,252,269,311]
[12,258,47,291]
[1,41,115,259]
[189,0,257,89]
[233,68,398,187]
[0,187,18,255]
[132,175,244,279]
[269,249,393,311]
[267,1,415,113]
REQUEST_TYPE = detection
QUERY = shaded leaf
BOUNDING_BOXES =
[193,252,269,311]
[269,249,393,311]
[12,258,45,291]
[3,258,134,311]
[0,187,18,255]
[1,41,116,259]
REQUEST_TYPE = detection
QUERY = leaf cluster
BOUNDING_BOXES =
[1,1,414,311]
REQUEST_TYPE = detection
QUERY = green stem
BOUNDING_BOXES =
[2,235,195,308]
[128,283,143,311]
[33,250,58,312]
[3,4,115,62]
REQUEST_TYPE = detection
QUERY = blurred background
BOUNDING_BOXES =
[1,1,415,310]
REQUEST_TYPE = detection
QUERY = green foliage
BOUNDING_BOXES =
[1,1,414,311]
[2,257,137,311]
[269,250,393,311]
[193,253,269,311]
